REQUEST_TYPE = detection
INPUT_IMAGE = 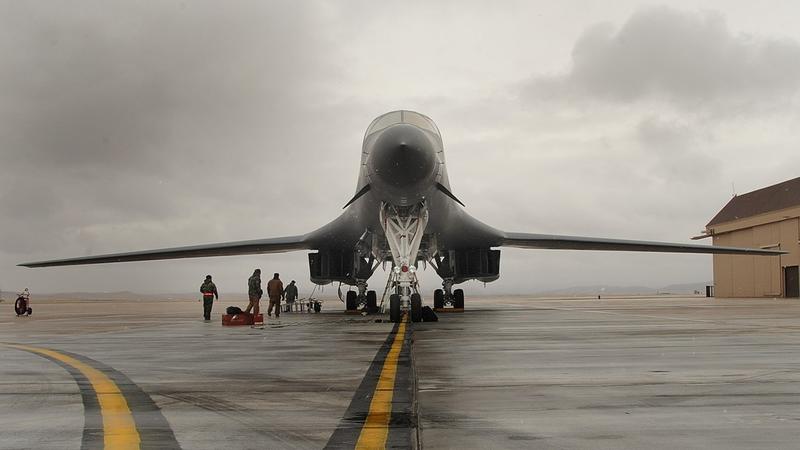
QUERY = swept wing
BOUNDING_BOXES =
[18,235,310,268]
[500,232,785,255]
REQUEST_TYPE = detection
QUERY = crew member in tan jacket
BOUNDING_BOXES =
[266,273,284,318]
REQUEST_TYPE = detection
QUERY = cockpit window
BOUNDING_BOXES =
[365,110,440,138]
[402,111,439,134]
[366,111,402,136]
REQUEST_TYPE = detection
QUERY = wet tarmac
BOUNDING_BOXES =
[1,295,799,449]
[0,298,400,449]
[415,296,800,449]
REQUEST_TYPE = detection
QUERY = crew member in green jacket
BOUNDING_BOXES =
[200,275,218,321]
[244,269,263,325]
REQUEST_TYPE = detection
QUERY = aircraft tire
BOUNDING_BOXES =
[389,294,401,323]
[14,297,27,316]
[453,289,465,309]
[410,293,422,322]
[433,289,444,309]
[346,291,358,311]
[366,290,377,313]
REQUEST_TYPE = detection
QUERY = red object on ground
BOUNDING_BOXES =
[222,313,263,326]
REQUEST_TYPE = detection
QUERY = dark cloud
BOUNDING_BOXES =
[0,1,323,171]
[0,1,356,291]
[526,6,800,105]
[636,116,719,182]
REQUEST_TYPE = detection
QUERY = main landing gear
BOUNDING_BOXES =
[15,296,32,317]
[433,278,464,311]
[345,280,379,314]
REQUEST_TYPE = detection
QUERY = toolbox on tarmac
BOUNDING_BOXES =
[222,313,263,326]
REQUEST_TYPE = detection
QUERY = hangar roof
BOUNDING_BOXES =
[707,176,800,226]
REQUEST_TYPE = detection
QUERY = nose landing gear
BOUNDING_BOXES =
[380,202,428,323]
[385,268,423,323]
[388,289,423,323]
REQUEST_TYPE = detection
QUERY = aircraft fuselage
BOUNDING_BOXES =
[303,111,502,287]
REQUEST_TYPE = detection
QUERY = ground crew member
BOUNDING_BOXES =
[284,280,298,311]
[267,273,284,318]
[200,275,218,321]
[244,269,262,323]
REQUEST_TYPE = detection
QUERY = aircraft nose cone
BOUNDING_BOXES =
[370,124,438,190]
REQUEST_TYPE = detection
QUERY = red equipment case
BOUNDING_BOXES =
[222,313,263,326]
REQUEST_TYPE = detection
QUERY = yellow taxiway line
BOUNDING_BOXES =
[5,343,141,449]
[355,313,408,449]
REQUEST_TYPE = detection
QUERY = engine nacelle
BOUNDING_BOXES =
[308,250,374,285]
[434,249,501,284]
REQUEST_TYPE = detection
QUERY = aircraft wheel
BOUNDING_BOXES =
[366,290,377,313]
[346,291,358,311]
[433,289,444,309]
[410,293,422,322]
[453,289,465,309]
[14,297,27,316]
[389,294,401,323]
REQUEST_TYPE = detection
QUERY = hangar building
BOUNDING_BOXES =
[701,177,800,298]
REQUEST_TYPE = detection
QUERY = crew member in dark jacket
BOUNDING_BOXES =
[284,280,298,310]
[200,275,218,321]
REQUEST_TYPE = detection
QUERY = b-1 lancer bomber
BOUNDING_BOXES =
[20,110,784,322]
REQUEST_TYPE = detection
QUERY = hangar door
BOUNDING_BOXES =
[786,266,799,298]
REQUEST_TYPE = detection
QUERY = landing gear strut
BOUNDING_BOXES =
[380,202,428,323]
[344,230,382,314]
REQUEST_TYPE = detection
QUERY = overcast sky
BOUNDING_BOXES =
[1,1,799,296]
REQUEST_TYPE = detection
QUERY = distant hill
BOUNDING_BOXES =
[533,281,710,297]
[31,291,202,301]
[658,282,711,294]
[28,291,336,301]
